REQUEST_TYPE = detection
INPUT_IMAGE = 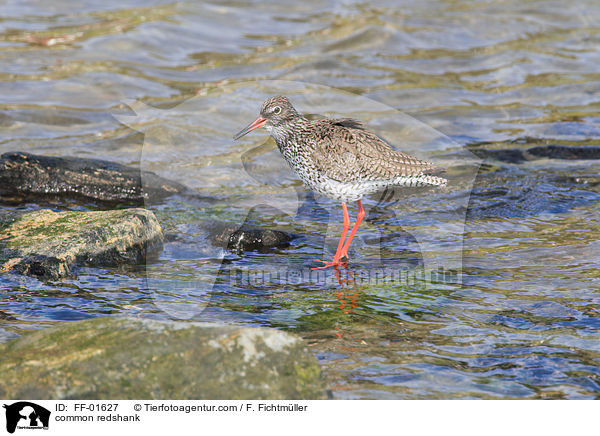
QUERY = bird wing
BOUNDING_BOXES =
[307,118,437,182]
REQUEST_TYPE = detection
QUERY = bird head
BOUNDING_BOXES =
[234,95,298,139]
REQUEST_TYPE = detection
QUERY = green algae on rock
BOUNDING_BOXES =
[0,317,329,400]
[0,208,163,279]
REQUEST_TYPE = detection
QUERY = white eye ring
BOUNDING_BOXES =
[273,106,281,114]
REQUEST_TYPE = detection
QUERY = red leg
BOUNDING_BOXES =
[340,199,365,261]
[312,202,350,269]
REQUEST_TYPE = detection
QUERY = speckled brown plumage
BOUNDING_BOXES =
[299,117,436,182]
[234,95,447,267]
[239,95,446,202]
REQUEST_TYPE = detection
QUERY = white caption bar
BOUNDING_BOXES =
[0,400,594,436]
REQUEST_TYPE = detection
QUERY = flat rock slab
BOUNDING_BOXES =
[0,151,186,205]
[0,208,163,279]
[0,317,329,400]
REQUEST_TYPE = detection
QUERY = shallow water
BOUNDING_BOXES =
[1,0,600,399]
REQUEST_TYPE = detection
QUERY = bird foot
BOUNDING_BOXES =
[311,257,349,270]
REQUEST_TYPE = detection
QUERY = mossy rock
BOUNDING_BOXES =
[0,208,163,279]
[0,317,329,400]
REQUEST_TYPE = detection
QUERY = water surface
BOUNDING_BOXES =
[1,0,599,399]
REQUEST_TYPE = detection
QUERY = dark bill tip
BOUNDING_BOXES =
[233,116,267,140]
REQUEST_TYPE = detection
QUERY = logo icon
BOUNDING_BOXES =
[3,402,50,434]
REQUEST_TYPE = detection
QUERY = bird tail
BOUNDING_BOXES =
[420,174,447,187]
[421,164,447,187]
[392,173,447,187]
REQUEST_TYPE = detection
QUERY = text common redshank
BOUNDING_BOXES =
[234,95,447,268]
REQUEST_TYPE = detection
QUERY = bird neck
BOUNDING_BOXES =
[266,116,308,144]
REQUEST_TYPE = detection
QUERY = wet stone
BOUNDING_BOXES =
[0,208,163,279]
[0,151,187,206]
[470,145,600,164]
[526,145,600,160]
[0,317,330,400]
[470,148,528,164]
[553,175,600,187]
[205,220,294,252]
[466,170,600,219]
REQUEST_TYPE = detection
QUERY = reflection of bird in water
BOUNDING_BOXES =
[234,96,446,268]
[333,267,358,315]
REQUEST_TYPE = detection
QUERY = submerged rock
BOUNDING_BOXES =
[0,151,187,205]
[466,168,600,219]
[471,144,600,163]
[0,317,329,400]
[470,148,528,163]
[466,142,600,218]
[526,145,600,160]
[205,220,293,252]
[0,208,163,279]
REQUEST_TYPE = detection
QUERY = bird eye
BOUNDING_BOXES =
[273,106,281,114]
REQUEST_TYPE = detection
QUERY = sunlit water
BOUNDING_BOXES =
[1,0,599,399]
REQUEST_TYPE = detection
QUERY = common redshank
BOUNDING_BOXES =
[234,95,447,268]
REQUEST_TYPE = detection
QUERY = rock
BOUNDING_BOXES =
[470,145,600,164]
[553,175,600,187]
[466,168,600,219]
[470,148,528,163]
[526,145,600,160]
[0,208,163,279]
[205,220,294,252]
[0,317,329,400]
[0,151,187,205]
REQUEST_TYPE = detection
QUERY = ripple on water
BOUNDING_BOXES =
[1,0,600,399]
